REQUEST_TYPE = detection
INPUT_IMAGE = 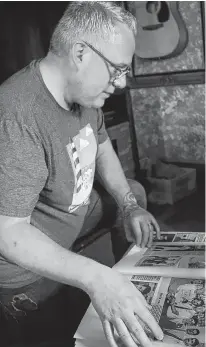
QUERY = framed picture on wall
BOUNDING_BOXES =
[125,1,205,88]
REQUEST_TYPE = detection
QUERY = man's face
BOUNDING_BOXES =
[183,318,195,325]
[184,338,197,346]
[70,23,135,108]
[137,284,147,292]
[193,280,203,284]
[192,298,202,306]
[187,329,198,335]
[196,287,204,293]
[195,306,205,313]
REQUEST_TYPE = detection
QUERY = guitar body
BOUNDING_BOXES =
[130,1,188,60]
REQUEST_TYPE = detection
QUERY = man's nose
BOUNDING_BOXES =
[113,75,127,89]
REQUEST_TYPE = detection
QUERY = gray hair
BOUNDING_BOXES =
[49,1,137,56]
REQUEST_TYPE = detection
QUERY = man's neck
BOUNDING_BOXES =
[39,56,72,111]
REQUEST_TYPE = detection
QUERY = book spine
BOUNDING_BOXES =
[120,266,205,279]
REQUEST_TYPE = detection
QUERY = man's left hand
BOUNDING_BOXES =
[123,205,161,248]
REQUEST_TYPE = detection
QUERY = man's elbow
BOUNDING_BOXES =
[0,214,30,259]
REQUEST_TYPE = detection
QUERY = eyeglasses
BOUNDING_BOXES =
[83,41,131,84]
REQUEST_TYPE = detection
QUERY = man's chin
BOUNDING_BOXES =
[76,95,108,109]
[94,100,106,108]
[92,95,109,108]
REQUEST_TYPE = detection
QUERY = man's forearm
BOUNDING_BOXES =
[0,219,106,294]
[96,138,139,210]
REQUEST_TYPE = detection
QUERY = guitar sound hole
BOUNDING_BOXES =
[157,1,170,23]
[146,1,170,23]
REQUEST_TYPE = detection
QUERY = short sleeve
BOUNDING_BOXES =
[0,116,48,217]
[97,109,108,144]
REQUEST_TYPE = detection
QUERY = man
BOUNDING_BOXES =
[0,2,163,347]
[186,329,200,336]
[191,298,204,308]
[167,299,196,321]
[183,338,199,346]
[162,331,185,345]
[174,282,200,304]
[182,316,199,327]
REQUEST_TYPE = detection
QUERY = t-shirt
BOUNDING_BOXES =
[0,60,108,288]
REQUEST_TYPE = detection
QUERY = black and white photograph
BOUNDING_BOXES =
[0,2,205,347]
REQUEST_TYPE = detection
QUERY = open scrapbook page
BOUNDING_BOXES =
[75,232,205,347]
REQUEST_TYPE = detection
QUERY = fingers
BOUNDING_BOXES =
[130,219,142,246]
[150,218,161,240]
[125,224,135,243]
[114,317,142,347]
[140,221,150,248]
[147,224,154,248]
[123,313,154,347]
[128,213,160,248]
[102,320,119,347]
[102,295,163,347]
[133,221,154,249]
[104,315,154,347]
[134,303,163,341]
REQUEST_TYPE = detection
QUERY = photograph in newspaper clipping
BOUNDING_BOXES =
[130,274,205,347]
[153,232,205,245]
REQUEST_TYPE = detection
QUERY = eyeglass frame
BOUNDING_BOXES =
[82,40,131,83]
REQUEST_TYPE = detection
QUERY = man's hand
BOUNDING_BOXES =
[88,267,163,347]
[170,304,179,316]
[122,191,161,248]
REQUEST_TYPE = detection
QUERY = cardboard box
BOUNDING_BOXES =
[147,167,196,205]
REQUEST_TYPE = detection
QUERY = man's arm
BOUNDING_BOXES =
[0,215,101,291]
[96,137,132,205]
[96,137,160,247]
[0,214,163,347]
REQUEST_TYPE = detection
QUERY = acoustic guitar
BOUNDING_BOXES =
[127,1,188,60]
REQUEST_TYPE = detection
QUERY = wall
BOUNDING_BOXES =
[130,84,205,164]
[129,1,205,164]
[0,2,66,84]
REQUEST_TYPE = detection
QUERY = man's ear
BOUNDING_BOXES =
[72,42,90,67]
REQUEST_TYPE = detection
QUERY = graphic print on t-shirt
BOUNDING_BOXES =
[66,124,97,213]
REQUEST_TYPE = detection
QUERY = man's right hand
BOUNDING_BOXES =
[87,266,164,347]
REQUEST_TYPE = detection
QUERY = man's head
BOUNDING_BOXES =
[183,337,199,346]
[183,316,198,326]
[196,288,204,295]
[186,329,200,336]
[191,298,204,307]
[195,306,205,313]
[137,283,151,295]
[47,1,136,108]
[191,279,204,285]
